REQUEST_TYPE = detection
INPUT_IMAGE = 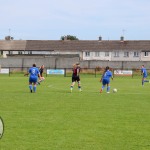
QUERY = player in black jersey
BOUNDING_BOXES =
[70,63,82,92]
[37,65,45,85]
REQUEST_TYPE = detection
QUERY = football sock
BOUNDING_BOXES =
[33,85,36,92]
[102,85,105,90]
[107,86,110,92]
[29,85,32,90]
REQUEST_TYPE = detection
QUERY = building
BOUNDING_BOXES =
[0,37,150,61]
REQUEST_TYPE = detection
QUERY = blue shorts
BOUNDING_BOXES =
[143,75,147,78]
[29,77,38,83]
[102,78,110,85]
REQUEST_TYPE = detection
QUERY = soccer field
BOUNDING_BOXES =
[0,75,150,150]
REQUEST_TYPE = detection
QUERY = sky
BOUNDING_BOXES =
[0,0,150,40]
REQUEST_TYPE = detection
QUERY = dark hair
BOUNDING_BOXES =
[33,63,36,67]
[105,66,109,71]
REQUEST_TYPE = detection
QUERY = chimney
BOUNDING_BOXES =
[5,36,11,40]
[98,36,102,41]
[120,36,124,42]
[5,36,14,40]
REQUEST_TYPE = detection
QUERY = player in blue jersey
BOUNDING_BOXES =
[141,65,149,86]
[24,63,41,93]
[100,66,113,93]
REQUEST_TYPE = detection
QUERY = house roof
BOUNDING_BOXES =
[0,40,26,50]
[1,40,150,51]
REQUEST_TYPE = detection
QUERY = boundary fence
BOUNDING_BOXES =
[0,67,147,78]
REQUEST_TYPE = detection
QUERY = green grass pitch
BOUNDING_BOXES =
[0,75,150,150]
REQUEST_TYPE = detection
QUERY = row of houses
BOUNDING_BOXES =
[0,37,150,61]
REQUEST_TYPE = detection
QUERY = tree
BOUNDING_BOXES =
[61,35,79,40]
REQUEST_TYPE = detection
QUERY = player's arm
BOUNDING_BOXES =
[77,68,80,76]
[100,71,105,82]
[100,74,103,82]
[141,70,144,75]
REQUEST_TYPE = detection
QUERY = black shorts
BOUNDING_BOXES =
[72,76,80,82]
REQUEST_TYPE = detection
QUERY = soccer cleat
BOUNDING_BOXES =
[79,88,82,92]
[30,89,32,93]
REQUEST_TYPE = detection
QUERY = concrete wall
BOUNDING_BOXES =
[0,57,150,69]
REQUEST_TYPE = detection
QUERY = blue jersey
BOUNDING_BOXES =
[28,67,40,83]
[102,70,113,81]
[102,70,113,85]
[141,68,147,77]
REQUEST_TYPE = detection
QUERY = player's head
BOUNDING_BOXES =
[105,66,109,71]
[73,64,76,68]
[41,65,44,68]
[141,65,144,68]
[33,63,36,67]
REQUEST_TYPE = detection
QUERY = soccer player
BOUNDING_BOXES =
[70,63,82,92]
[24,63,41,93]
[37,65,45,85]
[141,65,149,86]
[100,66,113,93]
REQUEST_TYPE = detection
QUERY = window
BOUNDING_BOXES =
[9,51,13,55]
[85,52,90,57]
[133,52,139,57]
[28,51,32,54]
[95,52,100,57]
[18,51,23,54]
[124,52,129,57]
[0,51,3,55]
[144,52,148,57]
[114,51,119,57]
[105,52,109,57]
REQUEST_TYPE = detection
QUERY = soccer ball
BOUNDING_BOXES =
[113,88,117,93]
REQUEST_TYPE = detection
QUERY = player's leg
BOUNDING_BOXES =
[33,82,37,92]
[142,77,144,86]
[100,79,106,93]
[142,77,149,86]
[70,76,76,92]
[29,78,33,93]
[106,83,110,93]
[144,77,149,83]
[77,77,82,91]
[33,77,38,92]
[70,82,75,92]
[38,77,45,84]
[29,82,33,93]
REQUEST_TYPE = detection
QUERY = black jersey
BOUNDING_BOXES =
[39,67,44,76]
[72,67,80,76]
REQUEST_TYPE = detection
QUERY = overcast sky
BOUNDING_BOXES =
[0,0,150,40]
